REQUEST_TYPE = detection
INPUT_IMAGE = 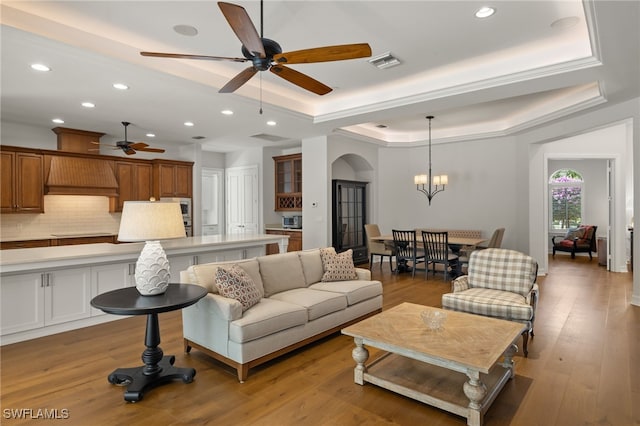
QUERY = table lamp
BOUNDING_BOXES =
[118,201,186,296]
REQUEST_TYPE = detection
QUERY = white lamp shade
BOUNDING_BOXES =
[432,175,441,185]
[118,201,185,242]
[414,174,428,185]
[440,175,449,185]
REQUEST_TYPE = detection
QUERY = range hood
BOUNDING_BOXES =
[45,155,118,197]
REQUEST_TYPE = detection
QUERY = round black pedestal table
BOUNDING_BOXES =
[90,284,207,402]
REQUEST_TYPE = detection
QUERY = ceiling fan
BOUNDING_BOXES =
[92,122,166,155]
[140,1,372,95]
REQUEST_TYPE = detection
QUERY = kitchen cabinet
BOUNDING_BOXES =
[90,263,135,316]
[51,236,116,246]
[332,179,368,265]
[274,154,302,211]
[265,229,302,254]
[153,160,193,199]
[1,240,50,250]
[168,247,264,274]
[111,160,153,211]
[0,267,91,335]
[1,149,44,213]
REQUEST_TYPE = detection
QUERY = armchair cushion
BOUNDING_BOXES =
[442,288,532,321]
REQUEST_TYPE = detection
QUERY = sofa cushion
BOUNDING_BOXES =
[190,259,264,296]
[258,252,307,297]
[441,288,533,322]
[270,288,347,321]
[298,249,324,285]
[228,298,307,343]
[320,249,358,282]
[215,265,262,312]
[310,280,382,306]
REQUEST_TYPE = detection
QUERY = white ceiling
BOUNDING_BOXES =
[1,1,638,153]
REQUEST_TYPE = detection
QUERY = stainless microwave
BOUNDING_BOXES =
[282,215,302,229]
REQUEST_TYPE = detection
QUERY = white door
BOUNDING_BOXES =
[202,168,224,235]
[0,273,44,335]
[45,267,92,326]
[226,165,259,234]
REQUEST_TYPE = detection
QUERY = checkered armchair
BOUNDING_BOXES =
[441,248,539,356]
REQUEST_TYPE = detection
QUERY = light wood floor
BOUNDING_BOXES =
[1,255,638,425]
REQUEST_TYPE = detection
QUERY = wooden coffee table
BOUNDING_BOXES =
[342,302,525,426]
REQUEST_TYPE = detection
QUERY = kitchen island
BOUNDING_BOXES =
[0,233,289,345]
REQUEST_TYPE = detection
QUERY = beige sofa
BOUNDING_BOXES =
[180,248,383,382]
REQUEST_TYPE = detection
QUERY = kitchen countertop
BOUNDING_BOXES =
[0,233,289,274]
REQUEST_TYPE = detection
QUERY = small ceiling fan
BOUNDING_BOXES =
[140,1,372,95]
[93,122,166,155]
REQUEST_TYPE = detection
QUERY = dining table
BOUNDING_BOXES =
[371,233,487,275]
[371,234,487,253]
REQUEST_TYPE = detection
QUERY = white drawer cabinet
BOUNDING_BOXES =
[90,262,136,316]
[1,267,91,335]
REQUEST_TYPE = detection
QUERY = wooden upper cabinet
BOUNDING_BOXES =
[1,150,44,213]
[274,153,302,211]
[153,160,193,199]
[111,161,153,212]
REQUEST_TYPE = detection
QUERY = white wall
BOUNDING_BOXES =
[301,136,330,249]
[378,136,523,251]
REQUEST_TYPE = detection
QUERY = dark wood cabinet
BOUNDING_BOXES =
[332,180,368,264]
[274,154,302,211]
[1,149,44,213]
[265,229,302,254]
[112,160,153,212]
[153,160,193,199]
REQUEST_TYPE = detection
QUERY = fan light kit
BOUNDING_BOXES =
[140,1,372,96]
[92,122,166,155]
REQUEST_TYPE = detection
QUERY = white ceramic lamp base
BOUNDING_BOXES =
[134,241,171,296]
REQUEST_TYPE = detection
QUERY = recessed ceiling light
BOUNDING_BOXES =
[52,118,64,124]
[31,63,51,72]
[221,109,234,115]
[184,121,194,127]
[113,83,129,90]
[146,133,155,138]
[81,102,95,108]
[475,6,496,18]
[173,24,198,37]
[266,120,276,126]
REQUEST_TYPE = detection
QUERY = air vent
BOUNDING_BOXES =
[376,124,388,128]
[251,133,289,143]
[368,52,401,69]
[192,136,206,140]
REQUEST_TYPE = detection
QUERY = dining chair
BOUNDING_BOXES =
[460,227,505,273]
[392,229,426,277]
[421,230,460,281]
[364,224,395,272]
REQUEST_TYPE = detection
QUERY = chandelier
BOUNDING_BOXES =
[414,115,448,205]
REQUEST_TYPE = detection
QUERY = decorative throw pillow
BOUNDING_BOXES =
[565,227,585,240]
[321,249,358,282]
[215,264,261,312]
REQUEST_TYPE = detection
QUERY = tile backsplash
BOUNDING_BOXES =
[1,195,121,240]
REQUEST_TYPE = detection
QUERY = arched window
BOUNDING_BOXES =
[549,169,584,230]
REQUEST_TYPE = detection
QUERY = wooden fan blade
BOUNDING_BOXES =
[128,142,149,150]
[123,146,136,155]
[273,43,372,64]
[218,2,265,58]
[137,147,166,153]
[141,51,247,63]
[270,65,332,95]
[219,67,258,93]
